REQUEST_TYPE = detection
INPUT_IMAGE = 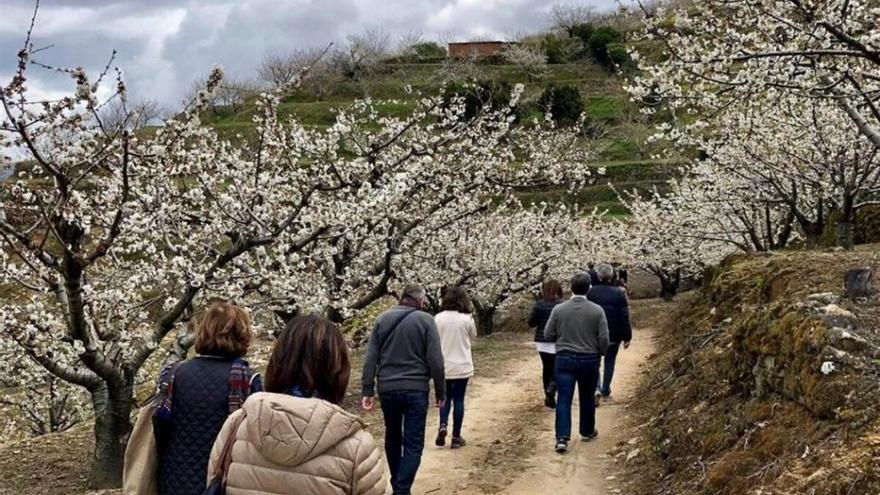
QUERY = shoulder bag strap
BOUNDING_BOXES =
[213,411,247,484]
[150,360,184,408]
[378,308,417,351]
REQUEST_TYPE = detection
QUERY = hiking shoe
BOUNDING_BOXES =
[451,436,467,449]
[581,430,599,442]
[544,394,557,409]
[594,391,602,407]
[555,439,569,453]
[435,426,448,447]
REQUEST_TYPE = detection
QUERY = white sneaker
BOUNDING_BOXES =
[555,439,568,453]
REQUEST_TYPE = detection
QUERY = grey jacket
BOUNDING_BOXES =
[361,305,446,401]
[544,296,610,355]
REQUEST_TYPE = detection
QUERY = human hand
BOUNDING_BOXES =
[623,341,631,349]
[361,396,375,411]
[436,398,446,408]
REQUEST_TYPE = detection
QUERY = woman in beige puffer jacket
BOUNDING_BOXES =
[208,315,388,495]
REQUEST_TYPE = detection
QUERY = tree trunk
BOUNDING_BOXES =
[88,380,134,489]
[836,221,855,249]
[658,269,680,302]
[845,268,874,299]
[473,304,496,336]
[837,199,856,250]
[801,222,825,248]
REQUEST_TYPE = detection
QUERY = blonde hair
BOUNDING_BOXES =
[194,301,253,358]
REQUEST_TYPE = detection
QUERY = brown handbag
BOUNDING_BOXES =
[203,411,247,495]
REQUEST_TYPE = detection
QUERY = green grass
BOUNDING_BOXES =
[585,96,624,121]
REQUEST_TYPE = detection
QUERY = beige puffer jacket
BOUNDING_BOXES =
[208,392,388,495]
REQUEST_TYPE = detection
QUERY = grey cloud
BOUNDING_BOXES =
[1,0,621,106]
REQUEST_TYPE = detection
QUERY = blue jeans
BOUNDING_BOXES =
[380,390,429,495]
[439,378,469,437]
[598,342,621,397]
[555,352,600,440]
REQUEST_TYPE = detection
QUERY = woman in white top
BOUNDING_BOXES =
[433,286,477,449]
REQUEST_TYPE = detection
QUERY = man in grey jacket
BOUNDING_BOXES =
[545,272,609,453]
[362,284,445,495]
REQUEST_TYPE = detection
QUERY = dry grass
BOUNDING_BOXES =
[620,245,880,495]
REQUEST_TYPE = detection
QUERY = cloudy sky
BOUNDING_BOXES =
[0,0,622,107]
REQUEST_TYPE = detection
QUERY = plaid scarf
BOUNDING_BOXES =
[227,358,254,413]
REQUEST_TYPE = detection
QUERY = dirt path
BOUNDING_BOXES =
[409,299,659,495]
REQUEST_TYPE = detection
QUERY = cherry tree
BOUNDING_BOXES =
[0,20,600,488]
[398,202,612,334]
[697,95,880,248]
[617,188,732,299]
[659,163,798,253]
[627,0,880,148]
[294,94,597,321]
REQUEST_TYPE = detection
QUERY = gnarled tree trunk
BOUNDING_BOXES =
[472,300,497,336]
[88,379,134,488]
[836,197,856,250]
[655,267,681,301]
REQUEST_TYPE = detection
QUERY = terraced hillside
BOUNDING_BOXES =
[204,61,681,216]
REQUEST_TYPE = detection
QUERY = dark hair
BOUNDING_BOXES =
[570,273,591,296]
[541,279,563,302]
[264,314,351,404]
[194,301,252,358]
[440,286,472,313]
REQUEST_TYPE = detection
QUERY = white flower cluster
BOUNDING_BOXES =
[0,45,600,446]
[616,0,880,278]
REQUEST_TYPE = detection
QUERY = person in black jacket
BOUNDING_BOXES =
[612,262,629,291]
[587,262,600,287]
[155,301,261,495]
[527,279,564,408]
[587,263,632,404]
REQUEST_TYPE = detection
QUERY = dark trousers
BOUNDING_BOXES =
[539,352,556,396]
[598,342,621,397]
[380,390,429,495]
[555,352,600,440]
[439,378,469,438]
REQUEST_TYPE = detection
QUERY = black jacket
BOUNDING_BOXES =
[528,299,562,343]
[157,357,260,495]
[587,284,632,343]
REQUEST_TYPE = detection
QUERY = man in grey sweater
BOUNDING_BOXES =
[544,272,609,453]
[362,284,445,495]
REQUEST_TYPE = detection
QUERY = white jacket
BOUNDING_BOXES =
[434,311,477,379]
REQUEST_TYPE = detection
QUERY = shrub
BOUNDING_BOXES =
[539,84,584,126]
[443,80,514,121]
[570,23,595,47]
[606,42,633,70]
[539,34,583,64]
[587,26,624,69]
[408,42,446,61]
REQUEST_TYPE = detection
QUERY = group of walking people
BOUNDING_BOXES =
[528,262,632,453]
[126,263,630,495]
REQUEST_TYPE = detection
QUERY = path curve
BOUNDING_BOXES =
[409,299,659,495]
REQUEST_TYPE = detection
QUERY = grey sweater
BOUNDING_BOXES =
[361,305,446,401]
[544,296,610,355]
